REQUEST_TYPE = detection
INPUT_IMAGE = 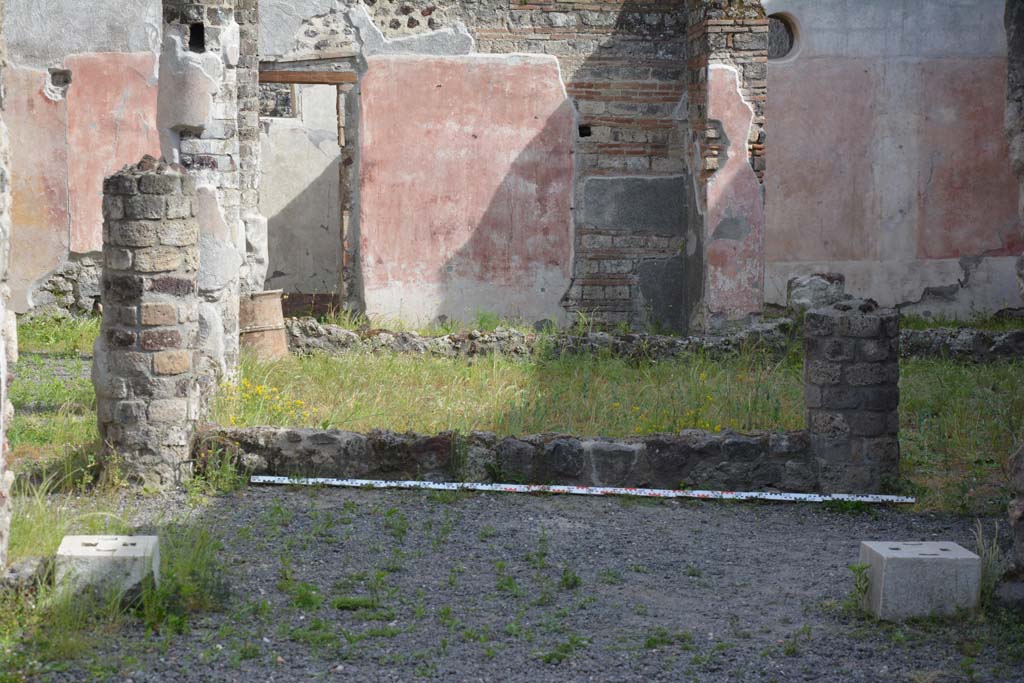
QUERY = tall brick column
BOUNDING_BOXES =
[804,299,901,493]
[685,0,768,331]
[0,0,12,567]
[93,158,200,488]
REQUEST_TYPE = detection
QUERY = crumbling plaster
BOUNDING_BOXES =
[764,0,1024,317]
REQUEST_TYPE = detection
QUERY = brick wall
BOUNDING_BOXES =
[686,0,767,188]
[460,1,693,330]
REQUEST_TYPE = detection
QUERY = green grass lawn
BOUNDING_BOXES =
[8,316,1024,516]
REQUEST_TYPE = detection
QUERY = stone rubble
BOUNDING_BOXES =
[786,273,849,312]
[287,316,1024,363]
[285,317,795,360]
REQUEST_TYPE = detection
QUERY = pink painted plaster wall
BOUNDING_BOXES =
[6,53,160,312]
[705,65,765,322]
[763,0,1023,314]
[66,53,161,254]
[7,66,69,312]
[358,55,574,324]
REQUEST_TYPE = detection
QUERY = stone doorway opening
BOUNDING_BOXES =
[257,69,358,317]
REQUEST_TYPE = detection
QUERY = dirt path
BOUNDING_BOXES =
[48,487,1020,682]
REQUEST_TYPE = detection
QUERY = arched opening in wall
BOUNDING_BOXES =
[258,69,358,316]
[768,14,796,60]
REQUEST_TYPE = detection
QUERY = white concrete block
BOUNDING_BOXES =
[859,541,980,621]
[55,535,160,596]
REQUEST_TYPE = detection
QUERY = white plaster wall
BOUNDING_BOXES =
[259,85,343,295]
[5,0,161,67]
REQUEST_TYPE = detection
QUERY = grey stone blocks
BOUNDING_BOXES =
[805,299,900,493]
[859,541,981,621]
[95,157,201,488]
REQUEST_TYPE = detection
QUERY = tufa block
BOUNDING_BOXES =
[55,535,160,596]
[859,541,980,621]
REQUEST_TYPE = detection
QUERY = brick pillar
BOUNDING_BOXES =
[804,299,901,493]
[685,0,767,332]
[94,158,200,488]
[0,0,11,568]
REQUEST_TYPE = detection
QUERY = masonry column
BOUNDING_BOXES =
[158,0,245,386]
[0,0,12,567]
[685,0,768,332]
[93,158,200,488]
[804,299,901,493]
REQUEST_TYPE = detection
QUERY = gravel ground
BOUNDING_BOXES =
[44,487,1021,683]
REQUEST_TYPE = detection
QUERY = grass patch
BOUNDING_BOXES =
[215,349,803,436]
[900,314,1024,333]
[212,349,1024,516]
[16,315,100,356]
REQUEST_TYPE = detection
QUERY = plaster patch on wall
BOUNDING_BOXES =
[359,54,573,325]
[765,256,1024,318]
[704,64,764,323]
[259,0,339,59]
[156,32,221,161]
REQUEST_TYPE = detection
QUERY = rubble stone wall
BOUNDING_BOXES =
[93,159,201,489]
[203,426,816,492]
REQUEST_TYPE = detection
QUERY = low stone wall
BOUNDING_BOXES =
[900,327,1024,362]
[286,317,1024,363]
[285,317,794,360]
[200,427,816,493]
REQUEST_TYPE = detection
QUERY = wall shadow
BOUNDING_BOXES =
[414,2,694,333]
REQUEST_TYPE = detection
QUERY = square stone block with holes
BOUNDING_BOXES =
[859,541,980,620]
[55,536,160,596]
